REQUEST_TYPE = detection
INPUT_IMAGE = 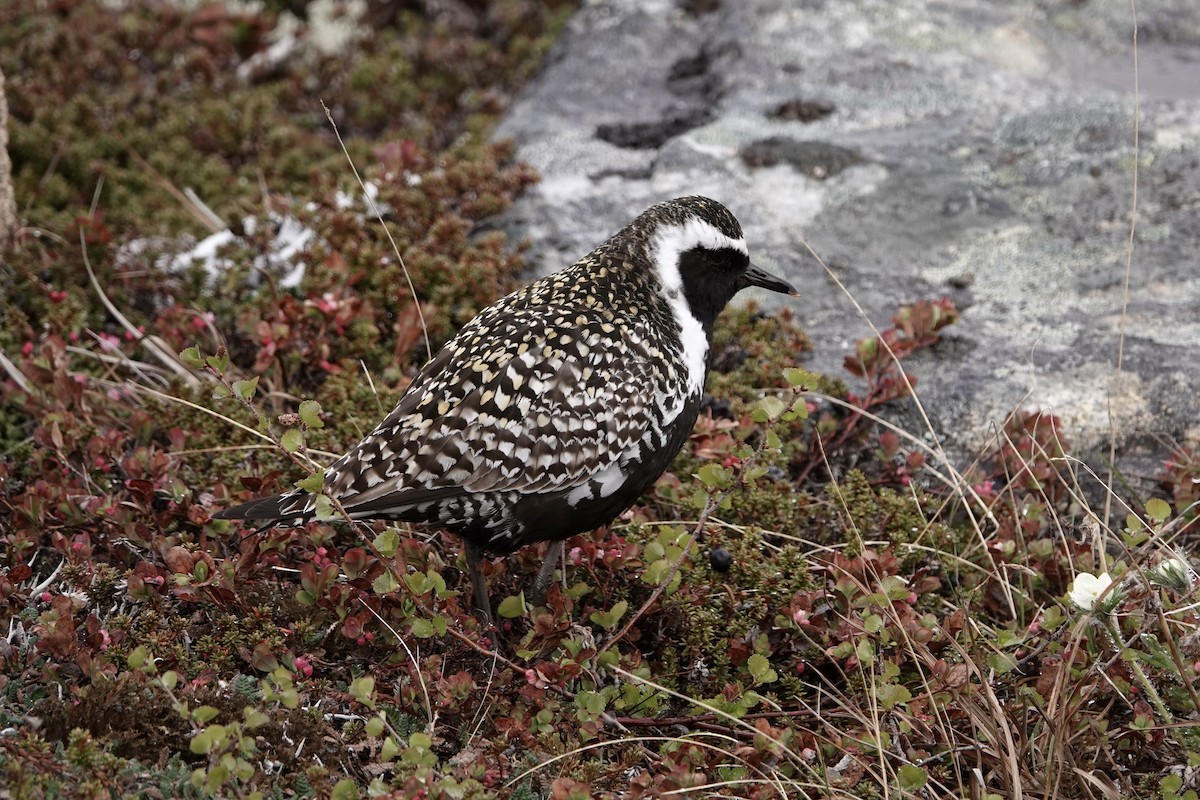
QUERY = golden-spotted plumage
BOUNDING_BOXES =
[218,196,797,621]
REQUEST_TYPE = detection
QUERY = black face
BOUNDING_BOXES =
[677,246,797,332]
[677,246,749,331]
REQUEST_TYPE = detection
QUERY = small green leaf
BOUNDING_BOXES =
[179,346,203,368]
[364,716,385,738]
[877,682,912,709]
[783,367,814,388]
[747,653,778,685]
[314,494,335,521]
[299,400,325,429]
[280,429,304,453]
[1040,606,1064,631]
[1145,498,1172,524]
[127,646,150,670]
[855,638,875,667]
[296,473,324,494]
[380,736,399,762]
[189,724,226,755]
[994,628,1022,648]
[372,571,399,595]
[751,395,786,423]
[374,527,399,558]
[589,600,628,630]
[425,569,448,597]
[406,571,431,595]
[857,337,878,362]
[643,559,670,585]
[243,708,269,729]
[696,463,730,488]
[410,617,435,638]
[986,651,1018,675]
[1122,527,1151,548]
[211,383,231,400]
[159,670,178,690]
[349,676,376,709]
[330,778,360,800]
[575,690,607,719]
[897,764,927,789]
[189,729,212,755]
[205,351,230,373]
[192,705,221,724]
[497,593,528,618]
[203,763,229,794]
[279,687,299,710]
[231,376,259,401]
[882,576,911,600]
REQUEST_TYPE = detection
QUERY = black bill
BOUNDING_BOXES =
[739,262,800,296]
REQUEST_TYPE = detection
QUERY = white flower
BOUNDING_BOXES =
[1150,557,1195,594]
[1069,572,1115,611]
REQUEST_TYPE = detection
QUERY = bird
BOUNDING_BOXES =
[216,195,798,624]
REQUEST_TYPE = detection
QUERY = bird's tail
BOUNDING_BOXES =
[214,491,315,528]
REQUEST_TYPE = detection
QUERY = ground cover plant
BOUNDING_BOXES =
[2,1,1199,798]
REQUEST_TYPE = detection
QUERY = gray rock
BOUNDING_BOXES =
[495,0,1200,491]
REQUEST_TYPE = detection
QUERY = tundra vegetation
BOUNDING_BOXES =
[1,2,1197,798]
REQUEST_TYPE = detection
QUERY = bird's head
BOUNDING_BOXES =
[635,196,798,331]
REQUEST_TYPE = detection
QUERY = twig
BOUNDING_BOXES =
[320,100,432,363]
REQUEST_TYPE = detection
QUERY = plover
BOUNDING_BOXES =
[217,196,797,622]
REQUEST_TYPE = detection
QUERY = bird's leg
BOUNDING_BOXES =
[465,542,494,627]
[531,540,564,604]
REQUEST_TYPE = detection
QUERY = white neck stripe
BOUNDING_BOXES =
[648,218,745,410]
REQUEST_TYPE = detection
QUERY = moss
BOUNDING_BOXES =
[645,527,814,694]
[789,470,960,566]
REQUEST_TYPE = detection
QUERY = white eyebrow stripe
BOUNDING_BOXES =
[651,220,748,298]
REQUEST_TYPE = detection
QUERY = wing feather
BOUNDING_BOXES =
[314,302,665,514]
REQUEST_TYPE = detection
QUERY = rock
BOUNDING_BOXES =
[494,0,1200,492]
